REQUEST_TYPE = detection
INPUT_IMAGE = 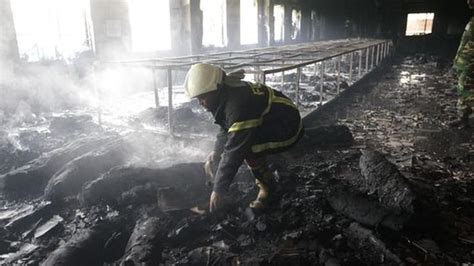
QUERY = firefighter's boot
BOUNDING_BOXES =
[249,171,275,210]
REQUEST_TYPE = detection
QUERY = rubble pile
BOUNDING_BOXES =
[0,55,472,265]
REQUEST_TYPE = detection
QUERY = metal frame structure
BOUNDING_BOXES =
[98,38,393,134]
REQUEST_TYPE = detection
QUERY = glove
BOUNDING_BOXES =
[204,151,216,181]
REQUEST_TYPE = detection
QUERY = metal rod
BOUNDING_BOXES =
[371,45,375,69]
[254,58,260,82]
[296,67,301,108]
[262,72,266,84]
[281,60,285,89]
[382,42,386,60]
[381,43,385,61]
[336,56,341,94]
[381,43,384,62]
[152,68,159,107]
[358,50,362,78]
[167,68,173,135]
[281,71,285,89]
[376,44,380,65]
[349,52,353,84]
[365,47,369,74]
[320,61,325,106]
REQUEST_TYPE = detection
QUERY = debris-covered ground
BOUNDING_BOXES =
[0,55,473,265]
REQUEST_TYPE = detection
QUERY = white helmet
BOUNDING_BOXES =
[184,63,225,98]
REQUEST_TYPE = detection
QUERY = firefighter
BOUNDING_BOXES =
[450,0,474,128]
[184,63,303,212]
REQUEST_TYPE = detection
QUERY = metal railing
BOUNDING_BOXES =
[96,38,393,134]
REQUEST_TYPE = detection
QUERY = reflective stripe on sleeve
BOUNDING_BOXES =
[228,119,261,132]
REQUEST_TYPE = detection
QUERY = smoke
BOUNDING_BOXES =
[124,131,214,168]
[0,61,90,126]
[0,50,168,129]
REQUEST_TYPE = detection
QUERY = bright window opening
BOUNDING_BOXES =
[128,0,171,52]
[10,0,93,62]
[274,5,284,42]
[291,9,301,40]
[240,0,258,45]
[201,0,227,48]
[405,13,434,36]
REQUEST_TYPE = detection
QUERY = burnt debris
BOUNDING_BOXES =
[0,56,472,265]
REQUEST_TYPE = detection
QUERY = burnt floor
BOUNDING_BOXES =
[295,54,474,264]
[0,55,473,265]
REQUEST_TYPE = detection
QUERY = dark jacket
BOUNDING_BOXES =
[211,81,303,194]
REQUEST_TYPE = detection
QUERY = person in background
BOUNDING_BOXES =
[450,0,474,129]
[184,63,303,212]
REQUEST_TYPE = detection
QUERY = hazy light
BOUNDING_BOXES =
[274,5,284,42]
[405,13,434,36]
[291,9,302,40]
[240,0,258,45]
[128,0,171,52]
[10,0,92,62]
[201,0,227,47]
[311,10,318,40]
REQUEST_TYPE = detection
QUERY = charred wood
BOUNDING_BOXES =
[81,166,162,206]
[3,243,39,265]
[357,150,416,214]
[0,135,117,198]
[167,191,254,247]
[327,184,410,231]
[120,183,160,207]
[80,163,210,207]
[49,115,101,136]
[298,125,353,148]
[5,201,54,233]
[121,217,167,265]
[41,217,131,266]
[181,247,237,265]
[44,138,129,201]
[343,222,404,265]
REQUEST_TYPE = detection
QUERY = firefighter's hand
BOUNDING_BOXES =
[204,152,216,179]
[209,191,221,213]
[204,161,214,180]
[206,151,218,163]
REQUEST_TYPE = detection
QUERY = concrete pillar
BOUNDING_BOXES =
[190,0,203,54]
[170,0,192,56]
[267,0,275,46]
[300,3,311,42]
[227,0,240,49]
[284,5,292,43]
[0,0,19,66]
[257,0,271,47]
[90,0,132,59]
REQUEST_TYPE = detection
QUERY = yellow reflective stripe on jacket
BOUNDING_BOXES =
[228,119,261,132]
[228,84,275,132]
[251,120,303,153]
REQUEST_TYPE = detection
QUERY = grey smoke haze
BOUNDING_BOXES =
[0,51,164,129]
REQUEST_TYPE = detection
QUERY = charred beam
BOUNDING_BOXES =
[0,135,117,198]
